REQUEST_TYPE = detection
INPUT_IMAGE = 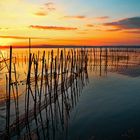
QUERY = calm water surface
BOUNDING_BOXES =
[0,47,140,140]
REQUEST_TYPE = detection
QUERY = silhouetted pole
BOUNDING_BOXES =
[6,46,12,139]
[29,38,31,55]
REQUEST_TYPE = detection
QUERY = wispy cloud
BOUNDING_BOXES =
[34,12,47,16]
[63,15,86,20]
[106,28,122,32]
[44,2,56,11]
[0,35,47,39]
[62,15,109,21]
[30,25,78,30]
[0,27,9,30]
[104,17,140,30]
[95,16,109,21]
[34,2,56,16]
[86,24,94,27]
[125,30,140,34]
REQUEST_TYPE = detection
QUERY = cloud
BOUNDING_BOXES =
[0,35,47,39]
[34,2,55,16]
[106,28,122,32]
[44,2,56,11]
[0,27,9,30]
[86,24,94,27]
[125,30,140,34]
[104,17,140,30]
[30,25,78,30]
[63,15,86,20]
[34,12,47,16]
[63,15,109,21]
[95,16,109,20]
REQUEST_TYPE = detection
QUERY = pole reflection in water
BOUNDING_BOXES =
[0,47,140,140]
[0,48,89,140]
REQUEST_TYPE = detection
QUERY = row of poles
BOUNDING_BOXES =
[1,46,89,140]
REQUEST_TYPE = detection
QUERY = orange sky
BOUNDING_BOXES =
[0,0,140,47]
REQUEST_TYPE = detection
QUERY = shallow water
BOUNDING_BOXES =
[64,73,140,140]
[0,47,140,140]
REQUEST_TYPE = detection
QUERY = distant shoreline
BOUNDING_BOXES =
[1,45,140,49]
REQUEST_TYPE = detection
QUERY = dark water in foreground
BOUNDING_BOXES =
[0,47,140,140]
[64,72,140,140]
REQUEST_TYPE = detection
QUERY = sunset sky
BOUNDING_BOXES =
[0,0,140,47]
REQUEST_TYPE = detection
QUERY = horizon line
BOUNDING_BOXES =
[1,44,140,49]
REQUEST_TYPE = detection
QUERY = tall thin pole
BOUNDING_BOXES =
[29,38,31,55]
[6,46,12,139]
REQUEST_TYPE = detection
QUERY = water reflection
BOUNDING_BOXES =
[0,48,89,140]
[0,47,140,140]
[88,48,140,77]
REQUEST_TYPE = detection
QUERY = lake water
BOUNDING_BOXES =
[0,47,140,140]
